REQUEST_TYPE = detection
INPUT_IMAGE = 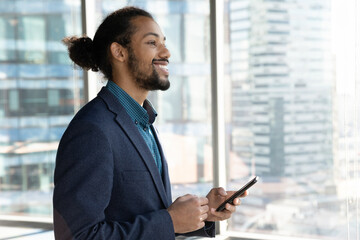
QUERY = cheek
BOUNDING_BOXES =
[139,61,153,73]
[137,55,154,69]
[133,48,156,71]
[137,49,155,65]
[145,59,155,71]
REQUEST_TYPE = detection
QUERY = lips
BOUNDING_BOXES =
[153,60,169,74]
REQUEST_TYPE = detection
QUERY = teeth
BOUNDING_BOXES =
[158,65,168,70]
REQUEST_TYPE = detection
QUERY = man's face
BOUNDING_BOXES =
[127,16,171,91]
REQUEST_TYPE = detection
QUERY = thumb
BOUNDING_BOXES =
[215,187,227,196]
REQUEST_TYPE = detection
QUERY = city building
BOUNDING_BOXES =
[228,0,333,181]
[226,0,341,237]
[0,0,82,216]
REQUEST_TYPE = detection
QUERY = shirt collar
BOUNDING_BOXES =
[106,80,157,126]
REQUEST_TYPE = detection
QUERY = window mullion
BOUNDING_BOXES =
[82,0,98,102]
[210,0,227,235]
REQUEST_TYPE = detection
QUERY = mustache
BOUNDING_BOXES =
[152,59,169,64]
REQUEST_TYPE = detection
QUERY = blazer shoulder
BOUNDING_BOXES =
[71,87,123,125]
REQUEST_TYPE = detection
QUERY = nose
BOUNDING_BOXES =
[159,44,171,60]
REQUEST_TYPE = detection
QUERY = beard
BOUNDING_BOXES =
[127,47,170,91]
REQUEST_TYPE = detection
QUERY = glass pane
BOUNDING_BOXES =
[99,0,213,198]
[0,16,16,62]
[224,0,359,239]
[0,0,82,219]
[184,15,209,63]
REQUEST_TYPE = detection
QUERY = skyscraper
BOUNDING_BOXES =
[229,0,333,180]
[226,0,339,237]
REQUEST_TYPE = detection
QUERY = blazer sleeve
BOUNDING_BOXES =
[53,120,175,240]
[177,222,215,238]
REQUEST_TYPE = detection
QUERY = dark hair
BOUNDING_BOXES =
[63,6,153,80]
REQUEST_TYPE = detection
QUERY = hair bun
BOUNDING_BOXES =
[62,36,99,71]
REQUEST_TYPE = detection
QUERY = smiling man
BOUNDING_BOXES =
[53,6,246,240]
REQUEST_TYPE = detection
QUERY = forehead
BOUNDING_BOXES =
[130,16,165,40]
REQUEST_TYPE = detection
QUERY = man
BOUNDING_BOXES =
[53,6,247,239]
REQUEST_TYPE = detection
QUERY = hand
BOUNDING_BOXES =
[205,187,248,222]
[167,194,209,233]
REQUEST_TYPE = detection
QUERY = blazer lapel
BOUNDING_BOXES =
[98,88,169,208]
[151,125,172,207]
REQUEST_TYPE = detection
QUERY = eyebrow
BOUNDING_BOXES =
[143,32,166,41]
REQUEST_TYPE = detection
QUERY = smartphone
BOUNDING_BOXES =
[216,176,259,212]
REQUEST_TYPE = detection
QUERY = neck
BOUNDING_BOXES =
[111,77,148,106]
[110,60,151,105]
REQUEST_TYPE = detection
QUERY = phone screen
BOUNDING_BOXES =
[216,176,258,212]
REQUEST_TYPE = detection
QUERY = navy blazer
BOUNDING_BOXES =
[53,87,214,239]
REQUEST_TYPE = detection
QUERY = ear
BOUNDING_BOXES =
[110,42,127,62]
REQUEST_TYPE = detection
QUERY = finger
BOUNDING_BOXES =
[226,191,236,196]
[232,197,242,205]
[198,221,206,229]
[216,187,228,196]
[199,196,209,205]
[240,190,248,197]
[225,203,236,213]
[200,204,209,214]
[210,208,231,219]
[199,212,208,222]
[210,207,231,216]
[182,194,195,200]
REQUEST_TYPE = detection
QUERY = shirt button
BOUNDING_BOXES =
[143,127,147,131]
[135,120,138,125]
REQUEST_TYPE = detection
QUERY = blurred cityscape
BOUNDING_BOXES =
[0,0,359,240]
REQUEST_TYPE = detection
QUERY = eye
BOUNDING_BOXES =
[147,40,157,46]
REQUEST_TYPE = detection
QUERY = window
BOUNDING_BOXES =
[224,0,360,239]
[0,0,82,222]
[99,0,213,199]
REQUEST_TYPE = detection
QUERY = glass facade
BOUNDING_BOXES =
[0,0,82,217]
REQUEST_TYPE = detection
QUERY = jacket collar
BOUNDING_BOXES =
[106,80,158,126]
[97,87,171,207]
